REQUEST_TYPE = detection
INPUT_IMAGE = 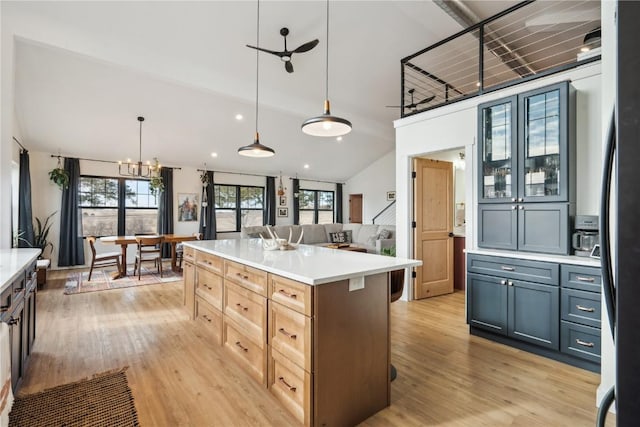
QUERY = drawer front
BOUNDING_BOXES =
[196,269,224,311]
[196,297,223,345]
[269,348,312,427]
[0,285,12,316]
[561,320,601,364]
[183,246,196,263]
[225,260,268,296]
[223,318,267,386]
[561,288,601,328]
[269,301,312,372]
[561,265,602,292]
[269,274,312,316]
[224,282,267,346]
[467,254,559,285]
[197,251,223,275]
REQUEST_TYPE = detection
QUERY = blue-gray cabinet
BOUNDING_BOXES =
[477,81,575,254]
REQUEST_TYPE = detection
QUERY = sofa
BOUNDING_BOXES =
[240,223,395,254]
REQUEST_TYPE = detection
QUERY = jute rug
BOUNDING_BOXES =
[9,369,139,427]
[64,264,182,295]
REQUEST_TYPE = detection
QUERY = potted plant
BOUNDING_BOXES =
[149,175,164,196]
[32,212,56,259]
[48,157,69,190]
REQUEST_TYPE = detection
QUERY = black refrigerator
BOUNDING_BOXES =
[602,1,640,424]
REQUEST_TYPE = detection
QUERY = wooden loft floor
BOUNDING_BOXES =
[20,270,615,426]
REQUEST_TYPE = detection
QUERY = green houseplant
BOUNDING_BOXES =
[19,212,57,258]
[48,156,69,190]
[149,175,164,196]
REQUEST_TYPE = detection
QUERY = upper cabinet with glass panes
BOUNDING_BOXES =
[477,81,574,204]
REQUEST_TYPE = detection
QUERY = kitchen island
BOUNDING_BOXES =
[182,239,420,426]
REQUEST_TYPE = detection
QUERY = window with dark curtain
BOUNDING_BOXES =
[157,167,174,257]
[58,158,85,266]
[264,176,276,226]
[18,150,35,248]
[199,170,216,240]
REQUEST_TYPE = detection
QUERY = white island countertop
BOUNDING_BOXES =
[0,248,41,292]
[184,239,422,285]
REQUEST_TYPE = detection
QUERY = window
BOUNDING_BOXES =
[79,176,158,237]
[299,189,334,225]
[214,184,264,232]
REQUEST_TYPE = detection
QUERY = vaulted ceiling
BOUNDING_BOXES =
[6,1,514,181]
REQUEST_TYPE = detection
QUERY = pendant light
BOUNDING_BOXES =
[301,0,352,137]
[238,0,275,158]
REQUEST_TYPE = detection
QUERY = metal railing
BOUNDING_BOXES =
[399,0,601,118]
[372,200,396,225]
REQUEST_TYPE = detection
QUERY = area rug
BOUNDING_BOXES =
[9,368,139,427]
[64,264,182,295]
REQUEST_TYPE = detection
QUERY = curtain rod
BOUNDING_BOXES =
[49,154,181,170]
[197,169,273,179]
[13,136,26,151]
[289,177,344,185]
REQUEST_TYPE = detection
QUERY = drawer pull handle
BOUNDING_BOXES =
[576,305,595,313]
[235,341,248,352]
[14,287,23,293]
[576,276,595,283]
[236,272,250,280]
[501,266,515,271]
[235,303,249,312]
[202,314,212,323]
[278,377,297,393]
[0,305,8,312]
[203,284,212,291]
[576,339,595,348]
[278,328,297,340]
[278,289,298,299]
[7,317,19,326]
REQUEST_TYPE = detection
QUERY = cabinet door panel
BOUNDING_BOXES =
[508,280,559,349]
[467,273,508,334]
[518,203,569,254]
[478,204,517,250]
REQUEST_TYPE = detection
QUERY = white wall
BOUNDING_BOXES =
[343,150,395,224]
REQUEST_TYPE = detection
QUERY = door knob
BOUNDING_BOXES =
[448,232,454,237]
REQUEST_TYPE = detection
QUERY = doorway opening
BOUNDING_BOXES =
[349,194,363,224]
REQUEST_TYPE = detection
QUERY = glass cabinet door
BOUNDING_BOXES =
[519,82,568,202]
[478,96,517,202]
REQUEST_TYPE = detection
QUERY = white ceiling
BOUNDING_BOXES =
[9,1,474,182]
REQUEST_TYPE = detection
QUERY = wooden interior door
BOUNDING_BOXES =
[413,158,454,299]
[349,194,363,223]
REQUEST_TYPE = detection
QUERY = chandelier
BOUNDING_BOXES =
[119,116,162,177]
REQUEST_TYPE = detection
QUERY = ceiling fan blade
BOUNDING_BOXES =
[416,95,436,105]
[246,44,282,57]
[293,39,319,53]
[285,61,294,73]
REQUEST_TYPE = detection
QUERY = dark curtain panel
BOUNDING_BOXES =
[58,158,85,266]
[157,168,174,258]
[199,171,216,240]
[264,176,276,226]
[18,150,35,248]
[335,183,343,224]
[293,178,300,225]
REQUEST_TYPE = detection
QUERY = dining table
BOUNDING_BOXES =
[100,234,199,278]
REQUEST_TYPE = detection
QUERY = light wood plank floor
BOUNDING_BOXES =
[19,270,615,426]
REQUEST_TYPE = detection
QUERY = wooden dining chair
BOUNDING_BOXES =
[177,232,202,270]
[134,235,165,279]
[87,236,122,281]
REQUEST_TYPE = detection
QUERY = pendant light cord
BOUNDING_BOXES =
[139,119,142,162]
[255,0,260,134]
[325,0,329,101]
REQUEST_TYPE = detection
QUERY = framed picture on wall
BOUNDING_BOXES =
[278,207,288,217]
[279,196,287,206]
[386,191,396,201]
[178,193,198,222]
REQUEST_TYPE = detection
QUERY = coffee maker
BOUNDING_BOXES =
[572,215,599,257]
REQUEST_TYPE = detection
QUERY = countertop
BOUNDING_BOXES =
[184,239,422,285]
[465,248,601,267]
[0,248,41,292]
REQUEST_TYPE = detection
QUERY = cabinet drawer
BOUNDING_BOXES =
[196,297,223,345]
[183,246,196,263]
[0,285,12,316]
[196,268,223,311]
[269,348,312,427]
[223,318,267,386]
[561,320,601,364]
[467,254,559,286]
[225,260,268,297]
[269,301,312,372]
[197,251,223,275]
[561,265,601,292]
[223,281,267,346]
[269,274,312,316]
[561,288,601,328]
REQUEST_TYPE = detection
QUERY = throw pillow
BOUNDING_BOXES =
[247,232,263,238]
[329,231,352,244]
[378,229,392,239]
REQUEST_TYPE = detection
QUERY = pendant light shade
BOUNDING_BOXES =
[238,0,275,158]
[302,0,352,137]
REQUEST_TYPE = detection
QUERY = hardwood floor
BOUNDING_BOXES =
[19,270,614,426]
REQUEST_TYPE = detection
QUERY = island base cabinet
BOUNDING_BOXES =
[222,318,267,386]
[183,260,196,319]
[195,296,223,345]
[268,348,312,426]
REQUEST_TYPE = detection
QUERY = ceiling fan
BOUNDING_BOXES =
[246,27,319,73]
[386,89,435,110]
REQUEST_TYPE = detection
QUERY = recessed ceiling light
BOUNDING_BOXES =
[211,152,218,158]
[304,164,310,169]
[336,136,343,142]
[235,114,243,121]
